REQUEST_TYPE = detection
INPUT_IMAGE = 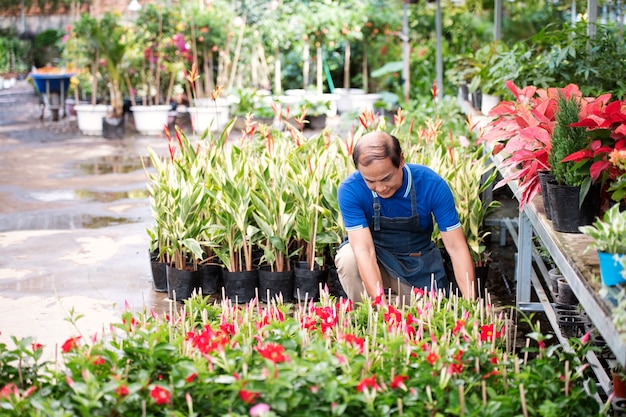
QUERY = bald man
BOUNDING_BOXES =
[335,131,476,303]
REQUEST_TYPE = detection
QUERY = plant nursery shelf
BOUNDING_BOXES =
[492,154,626,372]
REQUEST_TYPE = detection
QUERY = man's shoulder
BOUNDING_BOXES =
[406,163,442,181]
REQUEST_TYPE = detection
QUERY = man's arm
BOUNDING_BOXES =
[440,227,476,300]
[347,228,385,299]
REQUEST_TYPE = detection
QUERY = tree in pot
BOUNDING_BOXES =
[548,94,602,232]
[96,12,130,138]
[125,4,183,135]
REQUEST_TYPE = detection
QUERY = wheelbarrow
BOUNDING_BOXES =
[30,72,74,121]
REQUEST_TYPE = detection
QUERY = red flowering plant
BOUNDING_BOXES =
[478,81,584,210]
[561,98,626,206]
[0,287,609,416]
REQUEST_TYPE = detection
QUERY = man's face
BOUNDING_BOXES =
[359,157,404,199]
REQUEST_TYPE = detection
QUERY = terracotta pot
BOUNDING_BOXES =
[613,371,626,399]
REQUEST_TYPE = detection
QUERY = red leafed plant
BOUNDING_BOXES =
[561,98,626,204]
[478,81,583,210]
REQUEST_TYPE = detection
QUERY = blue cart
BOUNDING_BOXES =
[30,72,74,121]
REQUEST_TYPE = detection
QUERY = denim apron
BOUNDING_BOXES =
[370,185,449,292]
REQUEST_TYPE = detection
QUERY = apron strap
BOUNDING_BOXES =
[372,192,381,231]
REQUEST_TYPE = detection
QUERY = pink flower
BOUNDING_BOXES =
[250,403,271,416]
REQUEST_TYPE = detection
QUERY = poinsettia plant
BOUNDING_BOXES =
[0,289,611,416]
[477,81,588,210]
[561,98,626,205]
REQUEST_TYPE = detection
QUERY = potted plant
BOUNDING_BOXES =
[67,13,110,136]
[251,134,299,303]
[579,204,626,287]
[477,81,580,211]
[209,135,260,303]
[289,134,340,301]
[146,126,211,300]
[612,363,626,399]
[96,12,130,139]
[547,94,602,233]
[126,4,184,135]
[560,96,626,209]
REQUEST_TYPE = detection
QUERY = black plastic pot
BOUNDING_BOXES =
[258,267,294,303]
[547,182,601,233]
[166,265,200,301]
[223,269,258,304]
[293,262,328,302]
[197,263,222,296]
[102,116,125,139]
[150,260,168,292]
[538,171,555,220]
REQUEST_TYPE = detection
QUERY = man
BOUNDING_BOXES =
[335,131,476,303]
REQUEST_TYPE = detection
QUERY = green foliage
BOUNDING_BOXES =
[579,204,626,254]
[32,29,63,68]
[0,32,31,74]
[549,95,590,187]
[0,291,607,416]
[508,22,626,99]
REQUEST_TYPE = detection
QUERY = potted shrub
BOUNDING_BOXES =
[126,4,183,135]
[547,94,602,233]
[579,204,626,287]
[68,13,110,136]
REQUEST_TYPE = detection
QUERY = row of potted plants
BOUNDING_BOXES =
[146,92,498,302]
[0,285,610,415]
[478,81,626,224]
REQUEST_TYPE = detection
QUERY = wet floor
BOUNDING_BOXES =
[0,81,175,355]
[0,81,349,357]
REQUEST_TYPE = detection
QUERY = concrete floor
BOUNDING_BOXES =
[0,81,349,358]
[0,81,180,356]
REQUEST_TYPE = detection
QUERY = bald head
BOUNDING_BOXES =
[352,131,403,169]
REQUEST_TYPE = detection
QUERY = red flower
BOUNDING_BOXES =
[384,305,402,324]
[452,319,466,334]
[239,389,260,404]
[390,375,408,390]
[150,385,171,405]
[426,351,438,365]
[356,375,379,392]
[480,324,501,342]
[342,334,365,354]
[186,373,198,383]
[61,336,81,353]
[31,343,43,351]
[0,383,16,399]
[257,343,287,364]
[116,385,129,397]
[92,355,105,366]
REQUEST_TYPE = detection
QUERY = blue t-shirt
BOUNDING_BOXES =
[337,163,461,235]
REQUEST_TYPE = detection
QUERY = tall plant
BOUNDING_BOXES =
[209,141,259,273]
[290,134,333,270]
[549,95,591,189]
[252,134,298,272]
